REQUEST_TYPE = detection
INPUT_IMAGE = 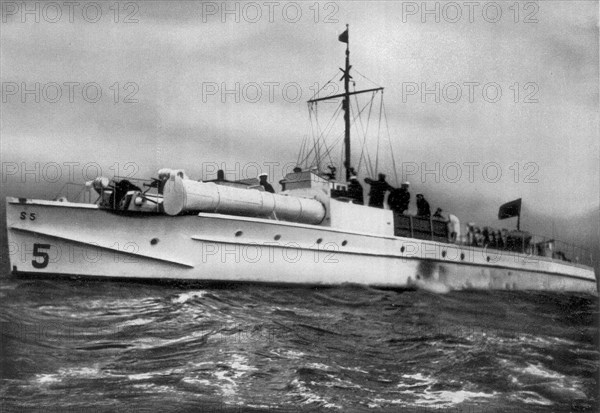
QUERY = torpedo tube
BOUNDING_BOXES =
[162,175,326,225]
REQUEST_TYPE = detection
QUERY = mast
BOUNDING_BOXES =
[343,24,351,181]
[307,26,383,181]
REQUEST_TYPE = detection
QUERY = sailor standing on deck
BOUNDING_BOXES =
[348,175,364,205]
[259,173,275,193]
[416,194,431,217]
[447,213,460,242]
[388,181,411,214]
[364,173,393,208]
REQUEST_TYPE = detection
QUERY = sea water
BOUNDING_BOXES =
[0,274,597,412]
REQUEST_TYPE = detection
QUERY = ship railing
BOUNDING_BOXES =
[455,232,594,267]
[109,176,162,211]
[52,176,161,206]
[393,214,594,267]
[113,176,157,186]
[112,176,161,192]
[53,181,98,204]
[393,214,449,243]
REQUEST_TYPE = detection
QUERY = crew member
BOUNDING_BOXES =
[416,194,431,217]
[496,230,504,249]
[364,173,393,208]
[433,207,444,219]
[447,213,460,242]
[466,223,476,245]
[388,181,411,214]
[325,165,337,180]
[259,173,275,193]
[348,175,364,205]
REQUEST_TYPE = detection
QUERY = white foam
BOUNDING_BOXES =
[397,373,496,408]
[181,377,211,386]
[511,391,554,406]
[245,404,273,409]
[212,354,257,400]
[414,390,496,407]
[229,354,257,376]
[288,378,342,409]
[127,373,154,380]
[214,370,237,397]
[35,374,61,384]
[399,373,436,387]
[306,362,332,371]
[34,366,101,385]
[340,365,369,374]
[270,349,305,360]
[415,279,451,294]
[522,363,565,380]
[172,291,206,304]
[115,317,155,328]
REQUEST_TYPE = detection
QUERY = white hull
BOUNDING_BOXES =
[5,197,597,294]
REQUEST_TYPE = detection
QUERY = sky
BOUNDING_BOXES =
[1,0,599,245]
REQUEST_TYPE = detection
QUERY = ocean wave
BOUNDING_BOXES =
[1,277,597,411]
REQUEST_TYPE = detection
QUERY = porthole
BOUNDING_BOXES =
[235,231,243,237]
[274,234,281,241]
[460,253,465,261]
[316,238,323,244]
[400,246,405,253]
[341,240,348,246]
[150,238,159,245]
[441,250,446,258]
[486,256,491,262]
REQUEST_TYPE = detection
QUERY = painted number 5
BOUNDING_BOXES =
[32,243,51,269]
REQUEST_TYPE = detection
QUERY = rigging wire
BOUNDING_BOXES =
[296,119,313,167]
[352,68,382,89]
[363,91,376,175]
[308,104,321,170]
[313,105,336,170]
[302,71,387,181]
[309,71,343,101]
[322,92,378,177]
[353,91,378,178]
[299,102,343,168]
[352,102,373,178]
[382,96,399,186]
[374,90,384,176]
